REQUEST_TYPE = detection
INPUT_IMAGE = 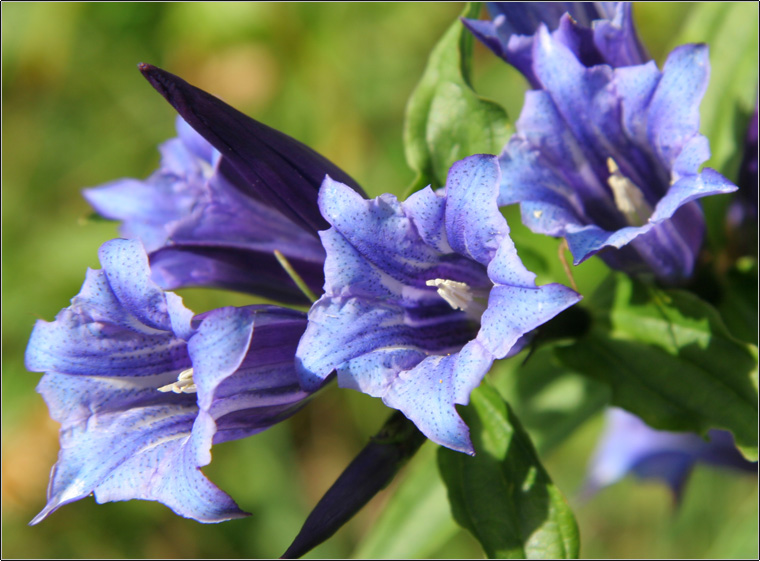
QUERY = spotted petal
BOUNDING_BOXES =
[30,373,245,524]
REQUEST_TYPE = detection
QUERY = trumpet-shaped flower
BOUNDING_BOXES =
[463,2,648,88]
[497,29,737,284]
[25,239,311,523]
[584,408,756,498]
[85,65,364,304]
[296,155,580,454]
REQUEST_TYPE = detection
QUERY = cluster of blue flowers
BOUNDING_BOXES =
[25,1,754,540]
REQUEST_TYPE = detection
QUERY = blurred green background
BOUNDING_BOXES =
[3,2,757,558]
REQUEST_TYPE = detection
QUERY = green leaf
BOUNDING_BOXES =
[403,2,510,192]
[556,274,759,461]
[717,258,759,345]
[438,385,580,559]
[354,442,459,559]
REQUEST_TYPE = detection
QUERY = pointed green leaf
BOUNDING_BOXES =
[404,2,510,192]
[438,385,580,559]
[556,274,758,460]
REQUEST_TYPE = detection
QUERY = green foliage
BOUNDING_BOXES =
[718,258,759,345]
[403,2,510,192]
[438,385,580,559]
[556,274,759,461]
[672,2,758,178]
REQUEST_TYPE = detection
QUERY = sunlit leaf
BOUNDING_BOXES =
[438,385,580,559]
[404,2,510,192]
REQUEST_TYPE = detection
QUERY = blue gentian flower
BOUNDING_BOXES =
[25,239,312,523]
[463,2,648,88]
[85,64,364,304]
[496,28,738,284]
[296,154,581,454]
[584,408,756,499]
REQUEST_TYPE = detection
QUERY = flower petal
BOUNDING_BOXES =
[170,172,326,264]
[83,117,213,253]
[465,3,647,87]
[645,44,710,168]
[444,155,508,267]
[144,168,326,303]
[25,246,192,378]
[31,373,246,524]
[319,178,454,289]
[297,297,473,392]
[318,178,490,294]
[98,238,177,332]
[190,306,309,413]
[591,2,648,67]
[383,340,495,454]
[479,283,582,358]
[584,408,756,498]
[149,245,324,305]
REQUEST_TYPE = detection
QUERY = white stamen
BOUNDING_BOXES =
[426,279,474,311]
[158,368,197,394]
[607,158,652,227]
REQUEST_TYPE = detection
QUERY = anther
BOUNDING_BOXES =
[158,368,197,394]
[426,279,474,311]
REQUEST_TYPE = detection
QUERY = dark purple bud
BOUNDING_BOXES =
[282,411,426,559]
[139,63,365,234]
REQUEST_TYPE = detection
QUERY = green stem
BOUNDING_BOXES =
[274,250,318,304]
